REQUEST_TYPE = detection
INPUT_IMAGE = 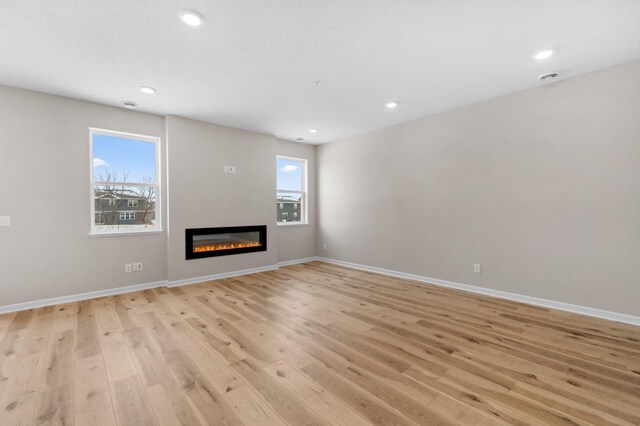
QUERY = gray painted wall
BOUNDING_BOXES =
[317,61,640,316]
[276,139,317,262]
[166,116,278,281]
[0,85,167,306]
[2,61,637,317]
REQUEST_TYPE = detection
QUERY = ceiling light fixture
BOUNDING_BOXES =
[179,10,204,27]
[122,101,137,109]
[308,128,318,133]
[139,86,156,94]
[534,50,553,60]
[385,102,398,109]
[296,138,304,142]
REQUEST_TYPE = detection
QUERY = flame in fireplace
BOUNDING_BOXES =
[193,241,261,253]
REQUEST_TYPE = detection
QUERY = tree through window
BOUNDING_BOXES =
[90,129,161,235]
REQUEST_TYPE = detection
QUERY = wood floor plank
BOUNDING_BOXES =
[44,329,75,390]
[74,354,117,426]
[34,383,74,425]
[123,327,172,387]
[264,361,371,426]
[163,349,243,425]
[100,327,138,383]
[111,375,159,426]
[231,357,330,426]
[146,379,203,426]
[222,385,288,426]
[75,301,101,360]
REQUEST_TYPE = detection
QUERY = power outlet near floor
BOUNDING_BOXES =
[125,264,132,273]
[474,264,481,274]
[133,262,143,272]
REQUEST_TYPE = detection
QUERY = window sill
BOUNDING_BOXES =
[89,229,164,238]
[277,222,310,228]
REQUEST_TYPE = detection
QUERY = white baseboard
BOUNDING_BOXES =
[0,280,168,315]
[317,257,640,327]
[278,257,320,267]
[167,264,279,287]
[0,260,319,314]
[5,256,636,327]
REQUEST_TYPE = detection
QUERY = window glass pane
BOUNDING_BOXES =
[276,158,303,191]
[277,192,302,223]
[94,185,157,231]
[93,133,156,183]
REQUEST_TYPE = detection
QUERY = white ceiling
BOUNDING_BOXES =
[1,1,639,143]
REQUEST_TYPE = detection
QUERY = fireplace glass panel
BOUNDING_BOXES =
[192,232,261,253]
[186,225,267,259]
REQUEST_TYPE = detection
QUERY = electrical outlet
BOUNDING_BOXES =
[0,216,10,227]
[474,264,481,274]
[224,165,229,173]
[133,262,143,272]
[229,166,236,173]
[125,264,132,273]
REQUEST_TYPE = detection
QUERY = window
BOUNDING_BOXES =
[90,128,161,235]
[277,156,307,224]
[120,212,135,220]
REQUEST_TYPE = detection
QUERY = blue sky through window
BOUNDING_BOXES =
[93,134,156,183]
[277,158,303,191]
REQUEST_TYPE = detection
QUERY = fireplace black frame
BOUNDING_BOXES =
[185,225,267,260]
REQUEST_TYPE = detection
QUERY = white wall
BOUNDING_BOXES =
[276,139,317,262]
[317,61,640,316]
[0,85,167,306]
[166,116,278,282]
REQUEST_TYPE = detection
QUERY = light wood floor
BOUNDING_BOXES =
[1,262,639,425]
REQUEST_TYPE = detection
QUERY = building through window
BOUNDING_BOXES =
[276,156,307,224]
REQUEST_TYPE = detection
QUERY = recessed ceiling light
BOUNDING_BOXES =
[534,50,553,60]
[122,101,137,109]
[179,10,204,27]
[308,128,318,133]
[296,138,304,142]
[385,102,398,109]
[139,86,156,94]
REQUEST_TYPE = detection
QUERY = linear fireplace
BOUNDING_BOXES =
[185,225,267,259]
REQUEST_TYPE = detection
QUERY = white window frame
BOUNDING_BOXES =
[276,155,308,226]
[127,199,139,207]
[89,128,162,236]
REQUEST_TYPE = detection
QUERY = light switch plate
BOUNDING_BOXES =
[0,216,10,227]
